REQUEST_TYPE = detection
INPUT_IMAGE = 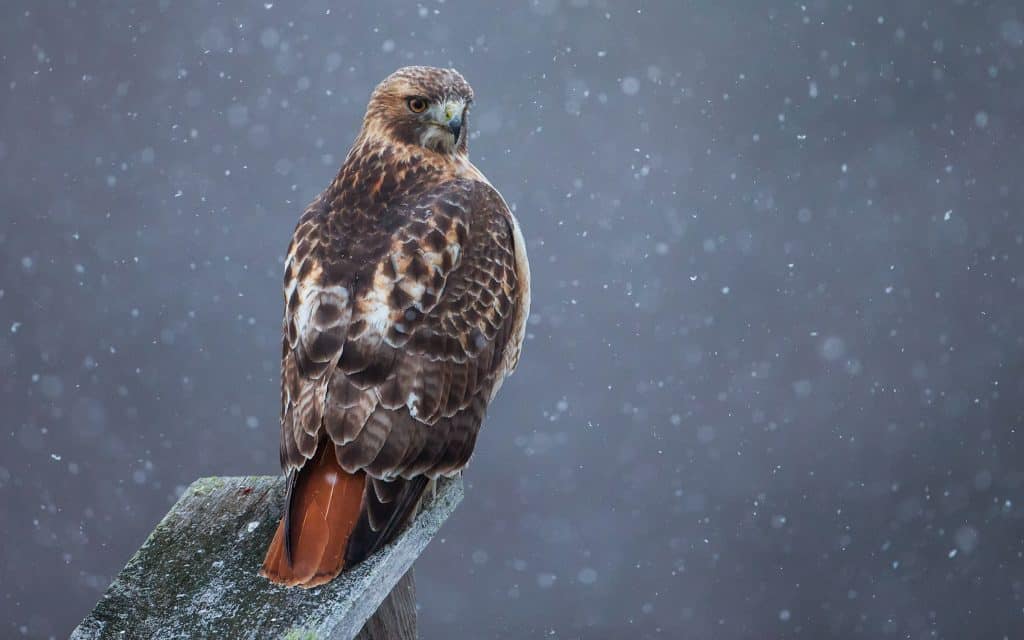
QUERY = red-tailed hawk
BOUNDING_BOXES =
[260,66,530,587]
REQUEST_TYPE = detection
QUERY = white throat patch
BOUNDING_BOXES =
[419,98,466,153]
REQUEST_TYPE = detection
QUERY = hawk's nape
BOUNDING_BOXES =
[259,66,530,588]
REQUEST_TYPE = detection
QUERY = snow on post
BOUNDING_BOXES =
[71,474,463,640]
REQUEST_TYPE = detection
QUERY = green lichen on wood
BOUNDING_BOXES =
[71,474,463,640]
[185,475,228,496]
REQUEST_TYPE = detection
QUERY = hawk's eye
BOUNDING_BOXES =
[407,97,428,113]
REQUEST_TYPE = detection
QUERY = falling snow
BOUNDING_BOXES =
[2,2,1022,639]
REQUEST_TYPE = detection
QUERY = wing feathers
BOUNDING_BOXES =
[270,177,526,581]
[343,476,429,569]
[337,409,392,472]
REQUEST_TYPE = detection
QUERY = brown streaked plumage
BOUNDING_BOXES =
[260,66,530,588]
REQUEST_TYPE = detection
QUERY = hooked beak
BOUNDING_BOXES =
[441,101,464,143]
[447,115,462,142]
[446,113,462,142]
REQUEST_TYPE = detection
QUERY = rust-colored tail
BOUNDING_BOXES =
[260,443,365,588]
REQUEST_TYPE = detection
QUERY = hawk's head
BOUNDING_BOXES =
[362,66,474,156]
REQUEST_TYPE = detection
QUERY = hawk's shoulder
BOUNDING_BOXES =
[353,177,517,347]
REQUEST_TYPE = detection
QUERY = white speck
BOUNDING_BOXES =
[50,453,62,461]
[620,76,640,96]
[10,322,20,334]
[943,209,952,221]
[471,549,489,565]
[948,548,957,558]
[808,81,818,98]
[246,521,260,533]
[820,336,846,361]
[793,379,812,398]
[721,286,730,295]
[212,560,225,569]
[363,297,392,333]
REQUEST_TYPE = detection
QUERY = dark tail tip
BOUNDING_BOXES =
[344,476,429,569]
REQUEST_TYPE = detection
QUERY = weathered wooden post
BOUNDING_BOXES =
[71,475,463,639]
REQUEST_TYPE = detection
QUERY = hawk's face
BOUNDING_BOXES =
[363,66,475,156]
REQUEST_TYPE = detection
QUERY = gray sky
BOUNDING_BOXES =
[2,1,1023,637]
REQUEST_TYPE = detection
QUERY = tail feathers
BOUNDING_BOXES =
[343,476,430,568]
[260,444,365,588]
[260,443,431,589]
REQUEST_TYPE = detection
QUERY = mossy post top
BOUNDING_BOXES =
[71,475,463,640]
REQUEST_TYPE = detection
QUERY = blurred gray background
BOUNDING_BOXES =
[2,1,1023,638]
